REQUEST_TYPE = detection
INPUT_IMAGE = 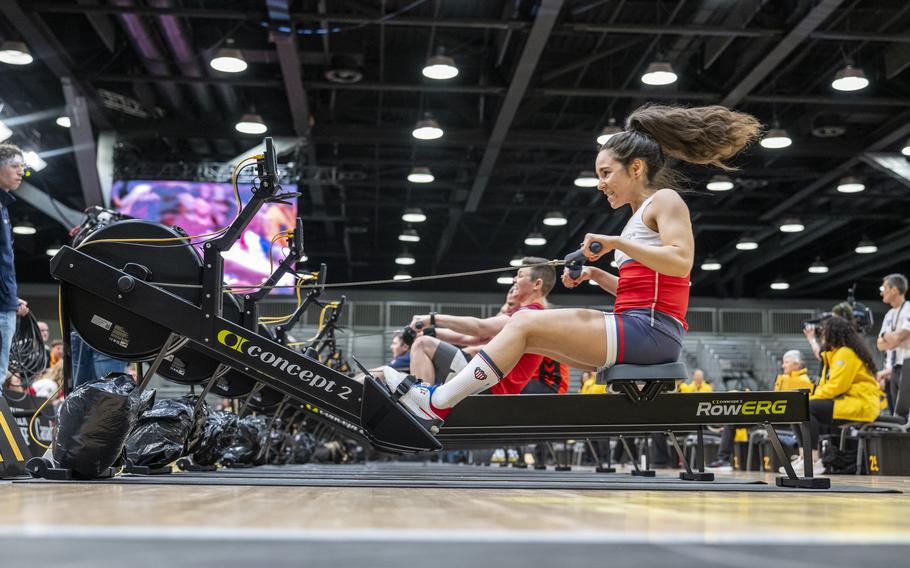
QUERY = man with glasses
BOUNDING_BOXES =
[0,144,29,388]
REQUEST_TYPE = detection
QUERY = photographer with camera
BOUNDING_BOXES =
[787,316,881,474]
[876,273,910,416]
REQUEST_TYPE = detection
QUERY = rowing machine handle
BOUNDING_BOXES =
[564,242,603,280]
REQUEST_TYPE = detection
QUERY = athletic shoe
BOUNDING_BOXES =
[375,366,448,427]
[813,458,826,475]
[779,455,803,474]
[706,457,733,472]
[491,449,506,463]
[377,365,409,392]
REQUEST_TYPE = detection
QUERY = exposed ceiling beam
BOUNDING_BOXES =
[787,226,910,293]
[85,75,910,108]
[61,78,104,208]
[27,2,910,44]
[715,218,851,285]
[15,183,83,229]
[268,1,334,242]
[720,0,845,107]
[76,0,117,52]
[759,109,910,221]
[703,0,766,70]
[464,0,564,213]
[0,0,111,129]
[541,37,648,83]
[432,0,562,269]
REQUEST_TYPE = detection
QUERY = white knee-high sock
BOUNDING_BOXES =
[432,350,504,409]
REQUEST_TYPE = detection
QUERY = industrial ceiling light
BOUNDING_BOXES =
[831,64,869,92]
[641,61,677,86]
[23,151,46,172]
[808,258,829,274]
[422,54,459,80]
[395,250,416,265]
[393,270,412,281]
[770,277,790,290]
[398,228,420,243]
[596,119,621,146]
[735,236,759,251]
[574,171,599,187]
[401,208,427,223]
[510,255,524,267]
[902,137,910,157]
[55,116,71,128]
[610,259,618,268]
[496,274,514,285]
[407,167,434,183]
[210,48,248,73]
[45,245,61,257]
[588,279,599,285]
[543,211,567,226]
[0,41,33,65]
[234,113,267,134]
[706,175,735,191]
[12,219,36,235]
[412,117,443,140]
[325,54,363,84]
[524,232,547,246]
[700,257,722,271]
[760,128,792,149]
[855,238,877,254]
[779,218,805,233]
[836,175,865,193]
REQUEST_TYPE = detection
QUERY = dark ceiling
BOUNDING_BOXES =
[2,0,910,300]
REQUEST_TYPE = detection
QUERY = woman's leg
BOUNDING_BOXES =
[431,309,608,409]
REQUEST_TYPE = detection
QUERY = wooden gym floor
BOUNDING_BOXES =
[2,465,909,567]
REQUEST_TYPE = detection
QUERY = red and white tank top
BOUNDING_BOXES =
[612,195,690,330]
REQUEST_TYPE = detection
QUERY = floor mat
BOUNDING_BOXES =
[14,462,898,493]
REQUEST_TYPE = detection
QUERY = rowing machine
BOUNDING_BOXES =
[52,138,440,455]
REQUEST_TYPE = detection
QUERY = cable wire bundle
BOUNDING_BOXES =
[9,312,49,383]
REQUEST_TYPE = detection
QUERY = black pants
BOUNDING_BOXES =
[715,425,741,462]
[890,364,903,416]
[795,399,837,451]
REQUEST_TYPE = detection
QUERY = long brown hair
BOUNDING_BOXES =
[819,316,877,375]
[600,104,763,188]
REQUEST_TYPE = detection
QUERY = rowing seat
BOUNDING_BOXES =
[603,362,688,403]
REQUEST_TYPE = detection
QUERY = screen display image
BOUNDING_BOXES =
[112,180,297,294]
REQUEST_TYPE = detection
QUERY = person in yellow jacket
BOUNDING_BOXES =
[710,352,811,471]
[678,368,714,392]
[792,316,881,474]
[774,350,814,392]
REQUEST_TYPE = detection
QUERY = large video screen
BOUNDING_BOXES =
[112,180,297,294]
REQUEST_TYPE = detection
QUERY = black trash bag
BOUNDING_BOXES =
[183,396,210,456]
[267,423,293,465]
[291,431,316,464]
[125,397,197,469]
[53,373,154,478]
[822,440,858,474]
[251,416,272,465]
[223,415,269,465]
[191,410,239,466]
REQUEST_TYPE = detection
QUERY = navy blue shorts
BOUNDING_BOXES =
[601,308,683,368]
